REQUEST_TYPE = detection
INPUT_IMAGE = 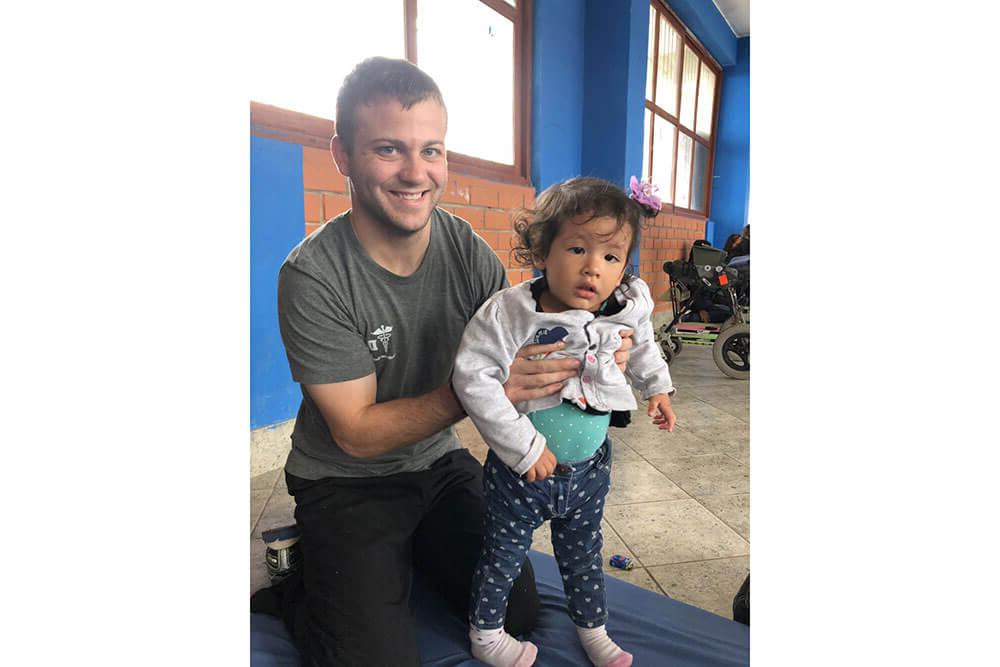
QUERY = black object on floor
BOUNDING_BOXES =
[732,573,749,625]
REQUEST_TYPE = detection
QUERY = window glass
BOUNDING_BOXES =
[418,0,514,164]
[654,16,681,115]
[696,63,716,139]
[651,115,676,203]
[642,108,652,181]
[691,140,709,212]
[675,133,693,208]
[645,7,656,101]
[679,45,699,130]
[249,0,404,120]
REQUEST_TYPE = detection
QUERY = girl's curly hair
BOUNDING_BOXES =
[511,177,648,277]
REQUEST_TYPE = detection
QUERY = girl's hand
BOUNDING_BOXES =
[524,446,557,482]
[647,393,677,432]
[614,328,634,372]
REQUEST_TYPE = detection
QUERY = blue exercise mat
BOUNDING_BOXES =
[251,550,749,666]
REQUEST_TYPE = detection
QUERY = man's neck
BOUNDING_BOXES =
[349,209,433,277]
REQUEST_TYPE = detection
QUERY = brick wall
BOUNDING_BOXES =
[638,212,705,315]
[302,146,536,286]
[302,145,704,303]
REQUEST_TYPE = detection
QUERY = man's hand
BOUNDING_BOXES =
[614,328,634,373]
[647,393,677,432]
[503,341,580,403]
[524,446,557,482]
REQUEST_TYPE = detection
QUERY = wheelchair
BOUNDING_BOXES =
[656,243,749,380]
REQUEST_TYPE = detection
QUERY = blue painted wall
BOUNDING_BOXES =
[707,36,750,247]
[250,136,304,429]
[580,0,650,272]
[531,0,585,192]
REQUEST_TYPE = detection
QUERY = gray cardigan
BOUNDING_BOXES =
[453,277,674,475]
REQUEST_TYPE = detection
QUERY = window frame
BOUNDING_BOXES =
[643,0,722,217]
[250,0,533,185]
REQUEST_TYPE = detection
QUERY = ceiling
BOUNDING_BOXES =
[712,0,750,37]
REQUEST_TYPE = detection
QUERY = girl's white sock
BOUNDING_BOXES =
[469,626,538,667]
[577,625,633,667]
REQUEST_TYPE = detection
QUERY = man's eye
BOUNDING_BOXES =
[422,147,442,157]
[569,247,585,255]
[375,146,397,156]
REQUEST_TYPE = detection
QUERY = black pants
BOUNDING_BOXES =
[285,448,539,667]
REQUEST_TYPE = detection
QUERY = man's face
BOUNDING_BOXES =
[332,98,447,236]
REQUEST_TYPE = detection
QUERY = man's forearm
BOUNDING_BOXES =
[337,383,466,458]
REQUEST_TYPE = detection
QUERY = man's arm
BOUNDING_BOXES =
[305,375,465,459]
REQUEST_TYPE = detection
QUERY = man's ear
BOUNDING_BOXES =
[330,135,350,178]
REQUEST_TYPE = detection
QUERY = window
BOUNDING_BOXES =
[641,1,721,215]
[250,0,532,183]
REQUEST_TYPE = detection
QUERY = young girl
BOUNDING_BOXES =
[453,177,677,667]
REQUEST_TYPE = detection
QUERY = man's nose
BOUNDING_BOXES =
[397,153,426,183]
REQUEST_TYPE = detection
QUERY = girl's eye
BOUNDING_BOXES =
[568,247,585,255]
[605,254,620,263]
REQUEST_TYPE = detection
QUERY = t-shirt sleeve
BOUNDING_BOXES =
[469,230,510,308]
[277,262,374,385]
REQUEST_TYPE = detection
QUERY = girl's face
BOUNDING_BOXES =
[534,214,632,313]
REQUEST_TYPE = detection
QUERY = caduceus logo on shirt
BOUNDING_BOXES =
[367,324,396,361]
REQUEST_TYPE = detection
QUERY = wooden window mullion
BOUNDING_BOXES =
[651,7,660,110]
[404,0,417,62]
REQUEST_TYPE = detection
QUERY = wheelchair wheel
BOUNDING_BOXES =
[713,324,749,380]
[667,336,682,361]
[658,332,682,363]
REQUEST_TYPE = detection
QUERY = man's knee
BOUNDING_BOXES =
[298,597,420,667]
[503,557,539,637]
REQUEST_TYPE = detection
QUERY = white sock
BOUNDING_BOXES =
[469,626,538,667]
[577,625,632,667]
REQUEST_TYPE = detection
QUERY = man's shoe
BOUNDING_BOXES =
[262,523,301,582]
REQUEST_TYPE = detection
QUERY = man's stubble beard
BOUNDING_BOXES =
[350,177,442,238]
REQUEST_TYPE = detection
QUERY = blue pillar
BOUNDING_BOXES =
[250,136,305,428]
[708,36,750,247]
[580,0,649,271]
[531,0,586,192]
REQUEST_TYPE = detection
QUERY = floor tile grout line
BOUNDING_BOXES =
[601,507,670,598]
[629,566,669,598]
[688,495,750,542]
[641,554,751,569]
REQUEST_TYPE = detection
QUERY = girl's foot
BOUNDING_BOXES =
[577,625,632,667]
[470,626,538,667]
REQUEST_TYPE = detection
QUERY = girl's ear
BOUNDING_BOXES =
[532,253,546,271]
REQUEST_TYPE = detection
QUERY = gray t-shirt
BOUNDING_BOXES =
[277,207,507,479]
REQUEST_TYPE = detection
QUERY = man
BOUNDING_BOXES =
[261,57,630,666]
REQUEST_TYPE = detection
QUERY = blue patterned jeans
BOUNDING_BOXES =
[469,439,613,631]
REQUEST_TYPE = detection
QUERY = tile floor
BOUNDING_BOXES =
[251,343,749,620]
